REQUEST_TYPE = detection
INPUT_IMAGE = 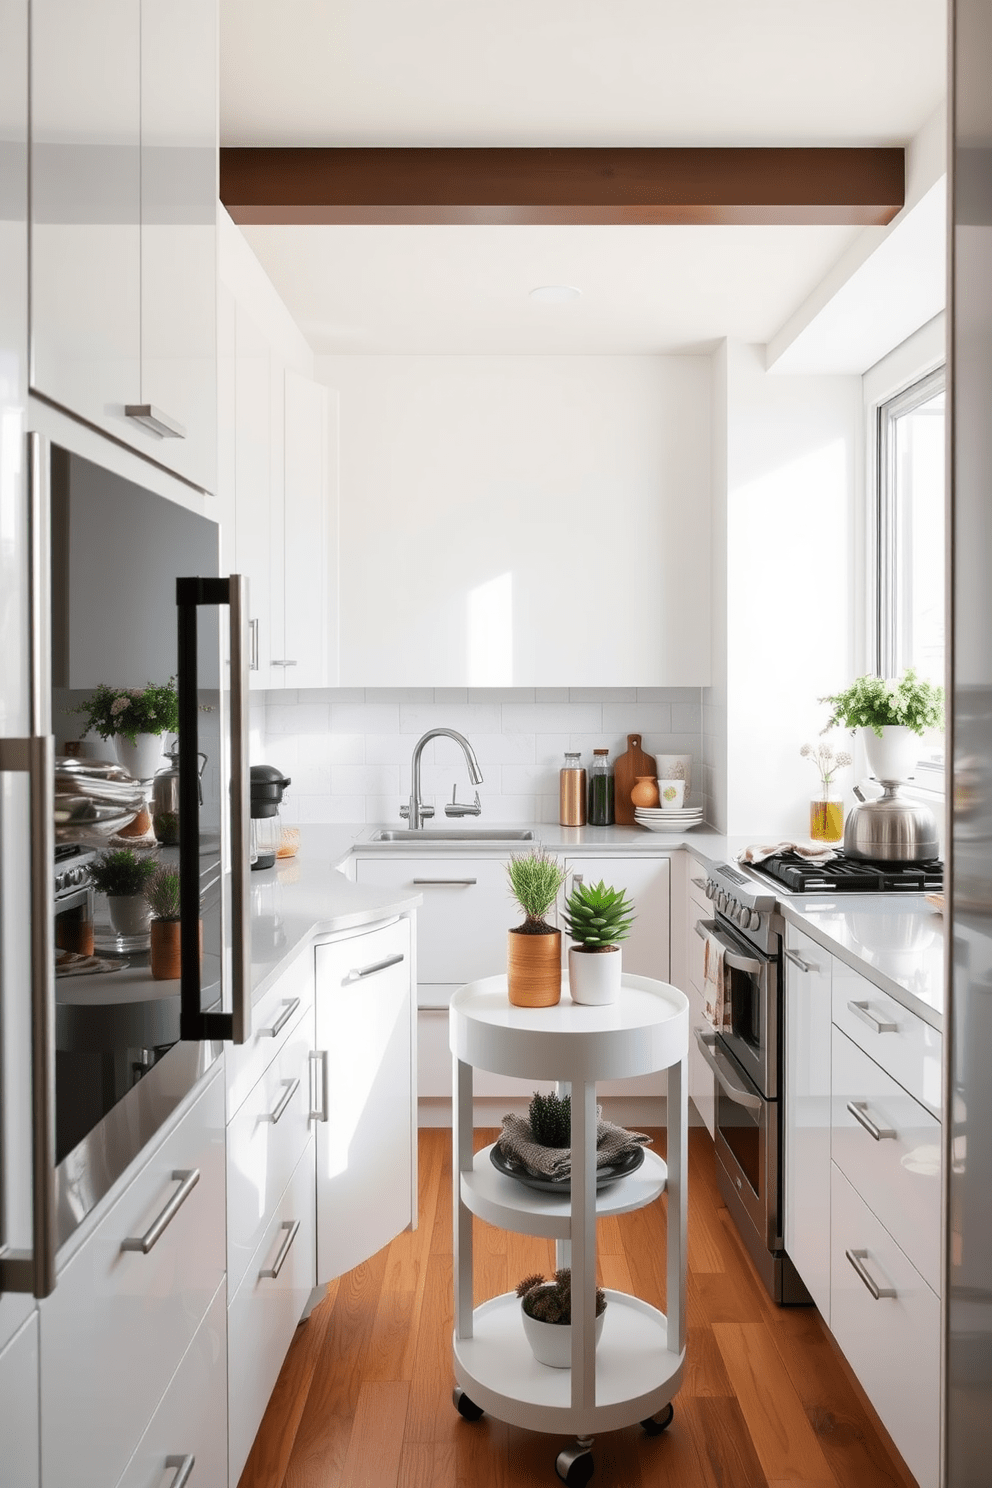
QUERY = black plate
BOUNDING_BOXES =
[489,1142,645,1193]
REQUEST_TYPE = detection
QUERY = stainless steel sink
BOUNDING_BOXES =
[369,828,535,843]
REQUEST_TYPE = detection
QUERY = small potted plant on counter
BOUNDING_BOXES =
[70,678,178,781]
[562,877,634,1005]
[505,849,566,1007]
[820,668,944,784]
[143,865,194,980]
[90,847,157,944]
[516,1268,607,1368]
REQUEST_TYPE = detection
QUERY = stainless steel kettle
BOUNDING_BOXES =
[843,781,939,862]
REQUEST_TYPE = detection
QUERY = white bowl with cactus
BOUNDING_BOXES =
[561,877,635,1006]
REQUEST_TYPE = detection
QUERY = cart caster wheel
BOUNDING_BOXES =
[452,1387,483,1422]
[641,1401,674,1435]
[556,1447,594,1485]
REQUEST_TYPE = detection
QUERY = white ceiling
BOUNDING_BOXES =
[222,0,947,357]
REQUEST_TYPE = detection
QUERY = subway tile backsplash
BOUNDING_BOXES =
[255,688,705,827]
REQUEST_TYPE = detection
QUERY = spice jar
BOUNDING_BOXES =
[588,749,615,826]
[559,752,587,826]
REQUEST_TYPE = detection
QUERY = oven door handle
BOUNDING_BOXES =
[694,920,765,977]
[693,1027,763,1111]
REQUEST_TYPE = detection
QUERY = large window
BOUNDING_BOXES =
[875,366,946,776]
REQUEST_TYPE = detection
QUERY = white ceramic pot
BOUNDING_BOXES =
[861,725,919,784]
[521,1296,606,1368]
[115,732,168,781]
[107,894,152,940]
[568,945,621,1005]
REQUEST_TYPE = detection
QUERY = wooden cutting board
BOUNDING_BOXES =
[613,733,655,824]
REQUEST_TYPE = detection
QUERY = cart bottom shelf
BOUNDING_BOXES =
[453,1289,684,1435]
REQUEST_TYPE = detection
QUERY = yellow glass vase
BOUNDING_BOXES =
[810,794,844,842]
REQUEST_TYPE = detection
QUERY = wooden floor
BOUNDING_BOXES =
[239,1126,915,1488]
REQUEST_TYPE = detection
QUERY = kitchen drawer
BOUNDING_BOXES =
[115,1282,227,1488]
[229,1137,316,1488]
[686,982,715,1137]
[41,1068,225,1488]
[227,1001,315,1297]
[831,1026,941,1295]
[830,1162,939,1488]
[356,857,509,984]
[0,1315,39,1488]
[419,1006,550,1100]
[687,906,708,994]
[687,859,711,919]
[832,961,942,1117]
[227,948,315,1119]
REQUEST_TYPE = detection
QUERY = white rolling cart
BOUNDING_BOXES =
[449,973,689,1486]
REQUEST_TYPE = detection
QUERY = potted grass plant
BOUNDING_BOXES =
[90,847,157,942]
[516,1268,607,1368]
[143,865,195,980]
[820,668,944,783]
[505,849,566,1007]
[561,878,634,1005]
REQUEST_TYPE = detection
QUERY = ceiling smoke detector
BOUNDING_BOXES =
[528,284,582,303]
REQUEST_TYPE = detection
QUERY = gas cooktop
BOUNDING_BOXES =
[750,851,943,896]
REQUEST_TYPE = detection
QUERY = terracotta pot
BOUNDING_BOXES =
[149,918,201,981]
[568,945,621,1005]
[630,776,659,809]
[507,928,561,1007]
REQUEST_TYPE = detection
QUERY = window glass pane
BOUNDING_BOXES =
[894,388,945,687]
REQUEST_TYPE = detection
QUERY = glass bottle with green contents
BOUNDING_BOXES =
[588,749,615,826]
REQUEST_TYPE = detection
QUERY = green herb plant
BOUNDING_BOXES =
[90,848,157,898]
[562,879,634,953]
[528,1090,571,1147]
[143,866,182,921]
[819,668,944,738]
[70,679,179,746]
[506,849,565,936]
[516,1268,606,1325]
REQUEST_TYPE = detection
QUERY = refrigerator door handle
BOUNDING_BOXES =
[228,573,250,1044]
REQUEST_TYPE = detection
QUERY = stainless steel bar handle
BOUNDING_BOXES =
[121,1169,200,1254]
[309,1050,329,1122]
[846,1100,896,1141]
[165,1456,196,1488]
[351,952,405,980]
[258,998,300,1038]
[270,659,298,667]
[248,618,259,672]
[846,1247,897,1300]
[124,403,187,439]
[412,878,478,886]
[229,575,251,1043]
[29,434,52,736]
[784,946,820,975]
[693,1028,763,1112]
[847,999,899,1034]
[690,876,708,889]
[694,920,764,975]
[265,1079,300,1125]
[259,1219,301,1280]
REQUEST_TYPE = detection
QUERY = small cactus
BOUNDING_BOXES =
[516,1267,606,1324]
[528,1089,571,1148]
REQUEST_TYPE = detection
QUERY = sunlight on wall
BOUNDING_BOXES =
[467,572,513,686]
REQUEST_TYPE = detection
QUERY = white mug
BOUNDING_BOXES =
[655,753,691,800]
[658,778,686,811]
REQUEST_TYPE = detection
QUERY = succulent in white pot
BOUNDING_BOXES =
[516,1268,606,1368]
[820,668,945,784]
[561,878,635,1006]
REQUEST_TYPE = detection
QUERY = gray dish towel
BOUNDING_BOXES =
[498,1111,652,1181]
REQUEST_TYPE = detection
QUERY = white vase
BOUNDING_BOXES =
[567,945,622,1005]
[114,732,168,781]
[521,1297,606,1368]
[861,725,919,784]
[107,894,152,940]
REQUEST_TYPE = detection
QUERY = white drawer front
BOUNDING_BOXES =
[227,949,315,1120]
[227,1003,314,1297]
[830,1163,940,1488]
[686,984,715,1137]
[687,862,711,920]
[41,1070,226,1488]
[687,908,707,994]
[832,961,941,1117]
[419,1007,549,1100]
[356,857,509,983]
[229,1138,316,1488]
[831,1027,941,1295]
[0,1316,39,1488]
[116,1283,227,1488]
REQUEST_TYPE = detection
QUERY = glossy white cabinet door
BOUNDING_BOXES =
[783,927,832,1319]
[283,370,330,688]
[138,0,217,493]
[31,0,141,442]
[0,1313,39,1488]
[315,919,415,1282]
[234,302,277,689]
[356,856,509,988]
[832,960,942,1117]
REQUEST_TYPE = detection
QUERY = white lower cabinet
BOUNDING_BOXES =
[783,927,832,1319]
[685,863,715,1135]
[0,1313,39,1488]
[117,1282,227,1488]
[830,1163,940,1488]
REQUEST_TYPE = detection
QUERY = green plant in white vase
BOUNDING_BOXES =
[561,878,634,1006]
[91,847,156,941]
[70,678,179,780]
[820,668,944,783]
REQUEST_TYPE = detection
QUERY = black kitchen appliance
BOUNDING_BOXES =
[749,850,944,896]
[249,765,291,870]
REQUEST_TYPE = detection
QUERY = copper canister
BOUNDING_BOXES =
[559,753,587,826]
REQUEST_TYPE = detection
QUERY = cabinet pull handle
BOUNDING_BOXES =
[165,1456,195,1488]
[259,997,300,1038]
[846,1100,896,1141]
[271,659,298,667]
[265,1079,300,1125]
[121,1169,200,1254]
[846,1247,897,1300]
[693,1028,763,1111]
[412,878,478,886]
[784,946,820,974]
[847,999,899,1034]
[349,952,405,980]
[248,619,259,671]
[309,1050,329,1122]
[259,1219,301,1280]
[690,876,708,889]
[124,404,186,439]
[694,920,764,975]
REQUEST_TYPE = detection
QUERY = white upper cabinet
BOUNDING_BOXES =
[283,370,331,689]
[31,0,217,493]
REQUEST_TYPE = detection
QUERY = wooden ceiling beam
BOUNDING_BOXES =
[220,146,905,227]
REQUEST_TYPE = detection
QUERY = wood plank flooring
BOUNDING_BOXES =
[239,1127,916,1488]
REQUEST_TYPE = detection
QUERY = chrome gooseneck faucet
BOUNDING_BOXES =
[401,728,484,830]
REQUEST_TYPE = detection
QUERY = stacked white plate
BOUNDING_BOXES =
[634,805,705,832]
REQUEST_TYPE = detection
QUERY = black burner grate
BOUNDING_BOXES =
[757,851,943,894]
